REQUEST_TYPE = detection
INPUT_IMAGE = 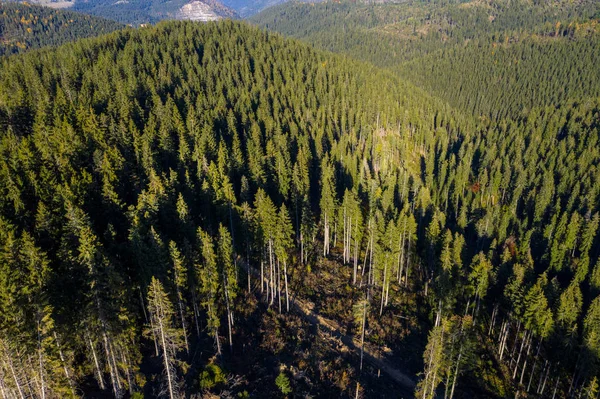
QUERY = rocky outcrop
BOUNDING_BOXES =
[177,1,220,21]
[176,0,237,21]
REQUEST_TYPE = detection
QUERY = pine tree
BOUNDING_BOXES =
[197,229,222,356]
[145,276,183,399]
[217,224,237,351]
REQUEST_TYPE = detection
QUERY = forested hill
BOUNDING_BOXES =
[1,14,600,399]
[251,0,600,120]
[0,20,469,398]
[0,2,124,56]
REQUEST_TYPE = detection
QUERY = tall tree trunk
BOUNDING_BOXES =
[0,368,8,399]
[121,347,134,395]
[359,299,367,371]
[223,271,234,352]
[301,232,304,266]
[449,348,463,399]
[177,297,189,355]
[158,318,175,399]
[527,339,542,391]
[519,334,533,385]
[88,335,105,390]
[513,330,528,379]
[192,294,201,337]
[510,320,521,366]
[260,258,264,295]
[404,235,412,287]
[37,335,46,399]
[380,263,387,316]
[6,354,25,399]
[541,362,552,395]
[269,240,275,306]
[102,332,120,397]
[397,219,407,284]
[215,327,221,357]
[284,260,290,312]
[277,259,282,313]
[353,239,359,285]
[53,332,75,396]
[537,360,548,394]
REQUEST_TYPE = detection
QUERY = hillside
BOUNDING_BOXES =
[0,2,123,56]
[0,20,467,398]
[72,0,237,25]
[1,6,600,399]
[251,0,600,119]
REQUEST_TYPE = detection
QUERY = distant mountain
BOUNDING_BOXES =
[72,0,237,25]
[219,0,284,18]
[220,0,321,18]
[0,2,123,56]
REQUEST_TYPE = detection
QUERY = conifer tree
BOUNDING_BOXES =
[145,277,183,399]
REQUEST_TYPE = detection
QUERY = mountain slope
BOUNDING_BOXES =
[251,0,600,119]
[72,0,237,25]
[0,19,467,398]
[0,2,123,56]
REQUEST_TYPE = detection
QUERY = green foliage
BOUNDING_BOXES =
[0,3,123,56]
[275,371,292,396]
[199,363,227,391]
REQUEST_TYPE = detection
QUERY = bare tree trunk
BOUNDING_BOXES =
[359,299,367,371]
[488,304,498,336]
[537,360,548,394]
[6,354,25,399]
[37,335,46,399]
[552,374,560,399]
[513,330,528,380]
[510,320,521,367]
[541,362,552,395]
[527,339,542,391]
[52,332,75,396]
[215,327,221,357]
[353,241,358,285]
[397,219,406,284]
[270,240,275,306]
[121,347,134,394]
[0,368,8,399]
[519,334,533,385]
[404,235,412,287]
[148,312,160,356]
[223,271,234,352]
[177,298,189,355]
[379,263,387,316]
[192,294,201,337]
[360,232,370,285]
[300,232,304,265]
[102,332,120,397]
[284,260,290,312]
[158,318,175,399]
[449,348,463,399]
[277,259,282,313]
[88,335,105,390]
[260,258,264,295]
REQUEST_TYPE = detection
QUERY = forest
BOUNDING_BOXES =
[0,2,123,56]
[0,0,599,398]
[251,0,600,120]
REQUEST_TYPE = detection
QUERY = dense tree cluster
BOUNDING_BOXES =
[0,20,462,397]
[251,0,600,120]
[0,2,599,397]
[0,2,123,56]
